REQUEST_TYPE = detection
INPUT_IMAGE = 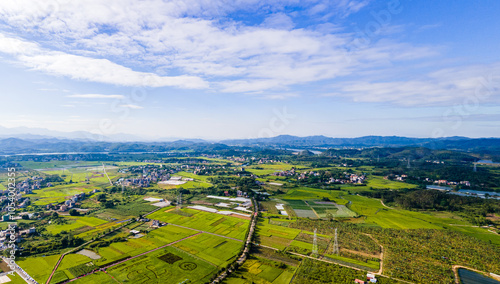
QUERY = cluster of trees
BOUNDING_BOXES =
[292,258,397,284]
[21,232,85,257]
[88,237,127,249]
[97,193,115,208]
[361,189,500,225]
[289,219,500,284]
[360,189,500,226]
[40,174,64,186]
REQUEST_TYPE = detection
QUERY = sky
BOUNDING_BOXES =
[0,0,499,140]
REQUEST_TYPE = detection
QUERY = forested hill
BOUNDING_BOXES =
[0,136,499,156]
[221,135,499,151]
[0,138,231,155]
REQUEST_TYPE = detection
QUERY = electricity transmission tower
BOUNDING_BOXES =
[312,228,318,256]
[473,163,477,172]
[176,193,182,210]
[333,228,339,255]
[407,157,411,169]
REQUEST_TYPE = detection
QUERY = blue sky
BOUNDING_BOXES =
[0,0,499,140]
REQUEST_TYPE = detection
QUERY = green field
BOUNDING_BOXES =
[94,225,198,266]
[223,257,296,284]
[70,272,117,284]
[51,253,97,282]
[277,187,347,204]
[344,194,470,229]
[176,171,212,182]
[256,219,302,250]
[106,246,217,284]
[366,175,418,189]
[246,163,306,176]
[46,216,108,235]
[148,207,250,240]
[17,254,62,283]
[174,233,242,267]
[5,273,34,284]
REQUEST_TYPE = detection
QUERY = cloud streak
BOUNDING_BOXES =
[0,33,208,89]
[325,63,500,106]
[119,104,143,109]
[67,94,125,99]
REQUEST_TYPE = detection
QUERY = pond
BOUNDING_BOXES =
[458,269,500,284]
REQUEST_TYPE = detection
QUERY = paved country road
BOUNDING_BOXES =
[211,198,258,283]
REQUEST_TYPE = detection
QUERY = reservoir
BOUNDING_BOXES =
[458,269,500,284]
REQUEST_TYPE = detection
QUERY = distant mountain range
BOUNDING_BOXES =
[0,126,205,142]
[0,127,499,155]
[221,135,473,148]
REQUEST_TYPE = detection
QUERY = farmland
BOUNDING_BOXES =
[45,216,108,235]
[148,207,250,240]
[3,146,500,284]
[16,255,62,284]
[41,207,248,283]
[106,246,216,284]
[255,219,302,250]
[173,232,242,267]
[223,257,297,284]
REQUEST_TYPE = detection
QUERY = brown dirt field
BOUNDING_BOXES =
[0,259,12,272]
[229,214,251,220]
[340,248,380,259]
[191,200,213,205]
[486,214,500,222]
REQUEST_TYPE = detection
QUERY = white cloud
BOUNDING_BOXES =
[325,63,500,106]
[67,94,125,99]
[262,13,295,30]
[0,0,436,95]
[119,104,144,109]
[0,33,207,89]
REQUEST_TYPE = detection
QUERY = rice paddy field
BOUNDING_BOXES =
[104,246,217,284]
[39,209,247,284]
[148,207,250,240]
[173,232,242,267]
[4,274,29,284]
[69,272,117,284]
[223,257,297,284]
[16,254,62,284]
[92,225,198,266]
[255,219,302,250]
